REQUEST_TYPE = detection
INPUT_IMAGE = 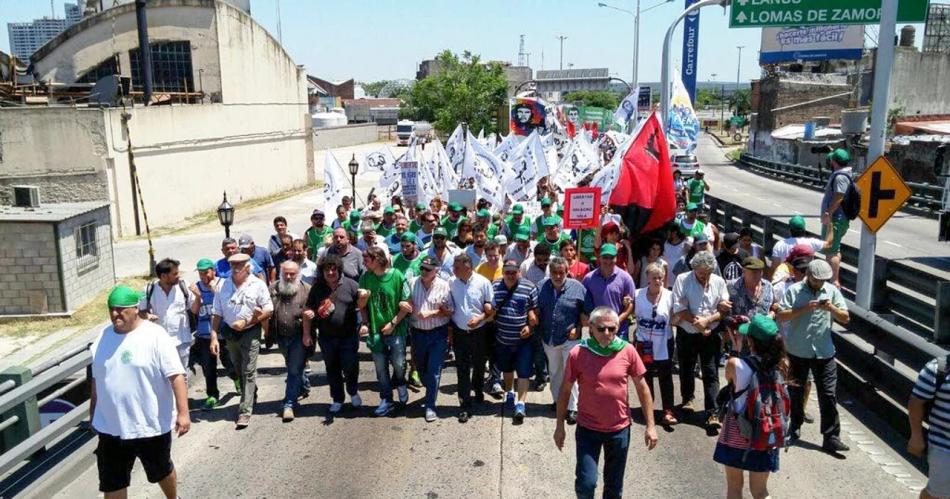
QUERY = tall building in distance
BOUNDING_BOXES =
[7,17,67,61]
[65,1,84,27]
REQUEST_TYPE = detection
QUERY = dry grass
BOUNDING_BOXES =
[0,276,151,339]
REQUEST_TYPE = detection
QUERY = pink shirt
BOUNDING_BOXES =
[565,343,646,432]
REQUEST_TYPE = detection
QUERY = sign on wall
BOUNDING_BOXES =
[760,25,865,64]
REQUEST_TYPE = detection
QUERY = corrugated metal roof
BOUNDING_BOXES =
[0,201,111,223]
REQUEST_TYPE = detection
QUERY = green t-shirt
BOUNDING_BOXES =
[391,252,424,282]
[342,220,357,234]
[537,232,572,253]
[441,215,468,239]
[579,229,597,262]
[358,268,411,353]
[409,220,422,234]
[485,223,499,240]
[687,179,706,204]
[680,219,706,239]
[304,225,332,260]
[534,213,562,234]
[376,222,396,238]
[504,215,532,238]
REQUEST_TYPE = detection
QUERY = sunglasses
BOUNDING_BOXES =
[433,235,447,240]
[595,325,618,333]
[422,266,437,272]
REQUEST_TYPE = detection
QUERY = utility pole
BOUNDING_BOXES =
[518,34,527,66]
[556,35,568,70]
[633,0,640,85]
[276,0,283,45]
[735,45,744,116]
[856,0,898,309]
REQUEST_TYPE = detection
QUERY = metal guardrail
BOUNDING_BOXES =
[738,153,944,215]
[706,195,950,344]
[0,345,91,476]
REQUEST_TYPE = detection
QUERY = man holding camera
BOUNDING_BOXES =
[777,259,850,454]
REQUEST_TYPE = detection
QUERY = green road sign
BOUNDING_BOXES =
[729,0,929,28]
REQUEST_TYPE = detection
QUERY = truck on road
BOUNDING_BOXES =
[396,120,415,146]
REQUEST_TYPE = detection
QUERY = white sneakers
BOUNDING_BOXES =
[351,393,362,408]
[425,408,437,423]
[329,402,343,414]
[374,399,394,416]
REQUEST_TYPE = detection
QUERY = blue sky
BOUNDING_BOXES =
[0,0,933,84]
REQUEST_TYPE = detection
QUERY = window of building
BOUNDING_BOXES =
[129,41,194,93]
[76,56,119,84]
[76,222,98,270]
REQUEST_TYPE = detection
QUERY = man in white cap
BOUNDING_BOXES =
[777,259,850,454]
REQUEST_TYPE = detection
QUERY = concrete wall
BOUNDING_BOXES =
[312,124,378,150]
[56,206,114,311]
[31,1,223,101]
[888,48,950,117]
[0,222,63,314]
[0,108,111,205]
[755,75,853,130]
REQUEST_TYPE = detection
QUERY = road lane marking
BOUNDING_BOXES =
[883,240,903,248]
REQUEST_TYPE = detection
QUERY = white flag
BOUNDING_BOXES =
[323,149,348,210]
[589,133,635,202]
[461,138,505,208]
[363,146,395,173]
[417,152,440,206]
[553,137,601,190]
[614,86,640,126]
[494,133,521,163]
[430,139,458,197]
[445,124,466,176]
[503,131,548,202]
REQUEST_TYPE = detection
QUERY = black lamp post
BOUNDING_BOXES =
[217,191,234,238]
[348,154,359,204]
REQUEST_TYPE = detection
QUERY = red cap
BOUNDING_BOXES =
[603,221,620,233]
[785,243,816,263]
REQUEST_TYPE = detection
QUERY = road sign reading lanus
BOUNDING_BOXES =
[729,0,929,28]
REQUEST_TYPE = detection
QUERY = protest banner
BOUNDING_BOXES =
[400,161,419,206]
[563,187,602,229]
[448,189,477,211]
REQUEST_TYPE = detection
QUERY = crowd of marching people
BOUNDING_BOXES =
[93,152,890,498]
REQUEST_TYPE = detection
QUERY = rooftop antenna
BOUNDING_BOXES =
[276,0,283,45]
[518,34,526,66]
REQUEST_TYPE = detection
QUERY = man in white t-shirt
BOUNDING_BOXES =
[139,258,195,375]
[91,285,190,497]
[769,215,829,279]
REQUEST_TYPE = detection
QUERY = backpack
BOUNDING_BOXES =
[146,280,198,333]
[722,356,791,457]
[830,171,861,221]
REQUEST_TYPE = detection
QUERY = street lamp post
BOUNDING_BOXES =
[598,0,674,87]
[735,45,745,117]
[348,154,359,203]
[217,191,234,238]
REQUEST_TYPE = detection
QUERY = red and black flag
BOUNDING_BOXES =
[607,112,677,235]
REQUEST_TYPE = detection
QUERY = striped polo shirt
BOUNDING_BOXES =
[410,276,452,331]
[492,278,538,346]
[912,357,950,453]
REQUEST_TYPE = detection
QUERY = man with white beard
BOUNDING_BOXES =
[269,261,313,422]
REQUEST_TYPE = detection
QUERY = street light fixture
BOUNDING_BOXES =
[735,45,745,118]
[348,153,359,203]
[217,191,234,238]
[598,0,674,87]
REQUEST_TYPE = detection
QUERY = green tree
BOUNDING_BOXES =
[403,50,508,135]
[730,89,751,116]
[562,90,622,110]
[360,80,391,98]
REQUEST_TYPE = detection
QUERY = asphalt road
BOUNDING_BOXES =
[695,135,949,276]
[55,342,927,498]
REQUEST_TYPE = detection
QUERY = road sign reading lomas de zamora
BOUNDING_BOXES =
[729,0,929,28]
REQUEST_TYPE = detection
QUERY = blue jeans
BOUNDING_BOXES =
[276,334,306,409]
[575,425,631,499]
[317,335,360,403]
[372,333,407,402]
[411,326,448,409]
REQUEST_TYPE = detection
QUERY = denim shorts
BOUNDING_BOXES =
[495,341,533,378]
[927,447,950,499]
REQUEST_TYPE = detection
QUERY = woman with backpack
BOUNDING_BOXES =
[714,314,790,499]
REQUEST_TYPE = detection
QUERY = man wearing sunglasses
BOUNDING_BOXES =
[554,306,657,499]
[426,227,458,281]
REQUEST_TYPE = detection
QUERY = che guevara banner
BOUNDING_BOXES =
[608,112,676,234]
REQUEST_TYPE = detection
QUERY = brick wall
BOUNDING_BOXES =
[57,207,115,311]
[0,171,110,206]
[755,75,854,130]
[0,222,63,314]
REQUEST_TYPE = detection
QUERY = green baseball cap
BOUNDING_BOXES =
[511,204,524,215]
[384,206,395,215]
[686,202,699,212]
[348,210,362,223]
[400,233,417,243]
[415,202,426,210]
[196,258,215,271]
[600,243,618,257]
[449,202,464,212]
[433,227,448,238]
[541,198,553,207]
[827,148,850,164]
[738,314,780,341]
[107,285,143,308]
[789,215,806,231]
[514,229,530,242]
[542,216,559,227]
[476,208,491,218]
